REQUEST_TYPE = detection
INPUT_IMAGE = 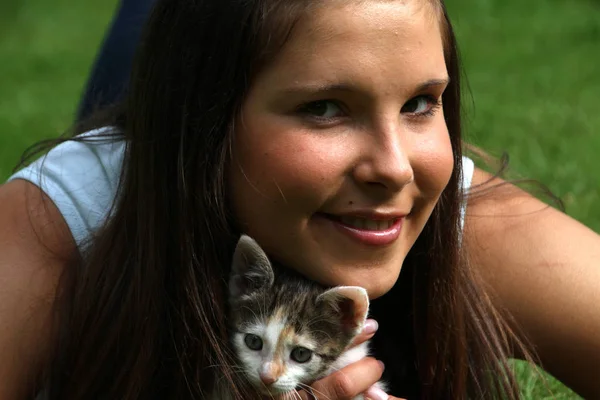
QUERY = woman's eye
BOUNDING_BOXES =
[401,95,439,115]
[297,100,343,119]
[290,346,313,363]
[244,334,263,351]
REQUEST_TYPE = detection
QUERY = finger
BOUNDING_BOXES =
[364,385,406,400]
[296,386,406,400]
[350,319,379,347]
[302,357,385,400]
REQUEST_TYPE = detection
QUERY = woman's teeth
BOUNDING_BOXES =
[339,216,395,231]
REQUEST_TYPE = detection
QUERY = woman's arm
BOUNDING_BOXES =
[464,167,600,398]
[0,180,76,398]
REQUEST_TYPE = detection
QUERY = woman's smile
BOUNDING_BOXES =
[313,212,406,247]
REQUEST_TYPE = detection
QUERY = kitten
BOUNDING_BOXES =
[218,234,385,399]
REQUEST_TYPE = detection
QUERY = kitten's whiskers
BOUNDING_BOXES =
[204,363,250,388]
[290,388,303,400]
[297,383,332,400]
[241,305,263,325]
[258,379,277,400]
[323,364,343,375]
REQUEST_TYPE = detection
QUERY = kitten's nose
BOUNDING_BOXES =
[259,372,277,385]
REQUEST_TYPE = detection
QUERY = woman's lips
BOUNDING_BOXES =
[318,213,404,246]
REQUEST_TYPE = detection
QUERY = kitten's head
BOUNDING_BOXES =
[228,235,369,396]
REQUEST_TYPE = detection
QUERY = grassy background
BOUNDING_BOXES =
[448,0,600,233]
[0,0,595,398]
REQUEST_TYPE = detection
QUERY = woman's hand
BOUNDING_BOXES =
[294,319,406,400]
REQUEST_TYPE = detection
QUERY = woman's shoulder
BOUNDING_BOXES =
[0,179,75,397]
[7,126,125,248]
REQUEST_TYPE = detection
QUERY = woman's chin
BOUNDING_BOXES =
[317,266,402,300]
[363,279,398,300]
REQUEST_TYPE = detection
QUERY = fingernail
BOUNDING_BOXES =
[378,360,385,371]
[365,386,389,400]
[363,319,379,335]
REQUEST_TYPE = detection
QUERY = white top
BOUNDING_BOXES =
[8,128,476,248]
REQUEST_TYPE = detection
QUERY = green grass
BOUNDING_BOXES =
[0,0,595,398]
[0,0,119,178]
[510,360,582,399]
[448,0,600,232]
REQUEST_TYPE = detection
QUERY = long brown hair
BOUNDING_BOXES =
[28,0,527,398]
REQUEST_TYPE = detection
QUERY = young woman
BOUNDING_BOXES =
[1,0,599,399]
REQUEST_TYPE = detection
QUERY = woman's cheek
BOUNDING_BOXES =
[413,124,454,196]
[230,128,344,228]
[252,134,351,203]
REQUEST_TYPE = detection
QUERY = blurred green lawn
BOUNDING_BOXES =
[0,0,595,398]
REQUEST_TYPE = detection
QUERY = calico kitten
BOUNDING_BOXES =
[219,235,385,399]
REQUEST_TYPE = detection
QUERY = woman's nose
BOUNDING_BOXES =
[352,129,414,193]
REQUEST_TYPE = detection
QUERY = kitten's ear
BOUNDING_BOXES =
[229,235,275,298]
[316,286,370,334]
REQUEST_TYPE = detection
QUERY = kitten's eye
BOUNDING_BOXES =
[290,347,312,363]
[244,334,263,351]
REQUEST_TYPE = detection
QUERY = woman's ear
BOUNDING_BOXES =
[229,235,275,298]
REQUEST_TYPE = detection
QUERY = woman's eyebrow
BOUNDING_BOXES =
[278,77,450,97]
[278,83,356,97]
[415,78,450,92]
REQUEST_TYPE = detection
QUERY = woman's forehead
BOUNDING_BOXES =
[297,0,440,42]
[252,1,447,98]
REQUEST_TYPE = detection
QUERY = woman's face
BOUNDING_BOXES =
[229,0,453,299]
